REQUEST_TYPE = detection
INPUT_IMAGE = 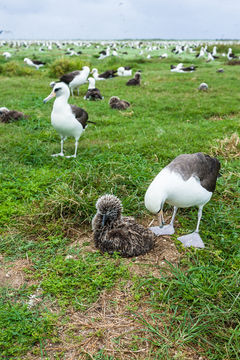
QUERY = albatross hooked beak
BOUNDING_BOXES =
[102,214,107,227]
[43,90,56,103]
[158,209,165,228]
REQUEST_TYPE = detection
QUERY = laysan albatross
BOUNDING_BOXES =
[144,153,221,248]
[84,77,103,100]
[60,66,90,96]
[43,82,95,158]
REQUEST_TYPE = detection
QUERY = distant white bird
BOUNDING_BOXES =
[24,58,45,70]
[198,83,208,91]
[98,47,110,60]
[3,52,11,59]
[117,66,132,76]
[207,52,214,61]
[159,53,168,58]
[91,68,105,81]
[43,82,95,158]
[227,48,237,60]
[170,63,184,73]
[60,66,90,96]
[196,47,205,58]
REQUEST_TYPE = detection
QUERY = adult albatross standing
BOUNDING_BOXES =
[60,66,90,96]
[43,82,95,158]
[144,153,221,248]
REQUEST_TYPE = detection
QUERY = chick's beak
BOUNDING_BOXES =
[43,90,56,103]
[102,214,107,227]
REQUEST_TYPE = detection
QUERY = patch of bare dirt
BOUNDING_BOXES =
[0,257,32,289]
[25,285,207,360]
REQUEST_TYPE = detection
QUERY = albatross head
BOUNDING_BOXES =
[144,181,167,227]
[95,194,122,226]
[43,82,70,103]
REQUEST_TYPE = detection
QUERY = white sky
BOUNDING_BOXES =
[0,0,239,40]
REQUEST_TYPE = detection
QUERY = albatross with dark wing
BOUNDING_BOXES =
[24,58,45,70]
[60,66,90,96]
[43,82,95,158]
[91,68,105,81]
[98,69,117,79]
[145,153,221,248]
[84,77,103,100]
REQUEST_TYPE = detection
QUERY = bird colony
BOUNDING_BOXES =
[1,38,238,256]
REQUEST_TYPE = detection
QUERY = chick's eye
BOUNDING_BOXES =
[55,88,60,92]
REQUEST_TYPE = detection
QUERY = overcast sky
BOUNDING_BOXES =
[0,0,239,40]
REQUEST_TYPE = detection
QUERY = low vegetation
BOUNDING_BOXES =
[0,41,239,359]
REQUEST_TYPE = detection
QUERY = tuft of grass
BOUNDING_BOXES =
[0,301,56,358]
[136,260,240,359]
[40,252,129,309]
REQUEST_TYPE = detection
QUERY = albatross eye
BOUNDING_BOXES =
[54,88,61,92]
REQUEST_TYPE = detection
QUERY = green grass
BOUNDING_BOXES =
[40,252,129,309]
[0,301,56,358]
[0,41,239,359]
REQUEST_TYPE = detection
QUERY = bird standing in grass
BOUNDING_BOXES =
[92,194,155,257]
[43,82,95,158]
[24,57,45,70]
[60,66,90,96]
[145,153,221,248]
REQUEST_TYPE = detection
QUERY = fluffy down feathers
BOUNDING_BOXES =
[92,194,155,257]
[109,96,130,110]
[0,108,28,123]
[126,72,141,86]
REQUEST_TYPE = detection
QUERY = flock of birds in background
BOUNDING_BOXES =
[1,39,230,256]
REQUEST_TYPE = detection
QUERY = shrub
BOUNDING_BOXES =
[1,61,36,76]
[49,57,91,78]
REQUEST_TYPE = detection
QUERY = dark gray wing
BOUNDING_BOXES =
[60,71,81,84]
[70,105,89,128]
[99,70,117,78]
[182,65,197,71]
[167,153,221,192]
[99,70,110,78]
[32,60,45,65]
